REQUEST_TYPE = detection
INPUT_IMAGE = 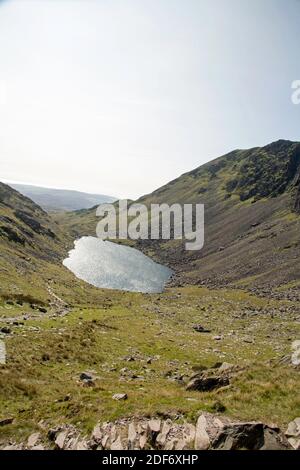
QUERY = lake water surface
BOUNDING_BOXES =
[63,236,173,293]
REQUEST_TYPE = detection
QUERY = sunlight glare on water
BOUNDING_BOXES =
[63,237,173,293]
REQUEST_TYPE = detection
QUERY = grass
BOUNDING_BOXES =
[1,285,299,444]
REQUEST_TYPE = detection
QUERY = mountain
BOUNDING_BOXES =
[59,140,300,294]
[8,183,116,212]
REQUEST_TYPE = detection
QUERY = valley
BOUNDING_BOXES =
[0,140,300,450]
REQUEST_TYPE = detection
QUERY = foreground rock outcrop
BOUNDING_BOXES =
[1,413,295,451]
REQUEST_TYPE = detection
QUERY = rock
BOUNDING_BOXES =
[291,341,300,366]
[79,371,95,386]
[286,417,300,437]
[1,326,11,334]
[38,307,47,313]
[139,433,148,449]
[0,417,14,426]
[193,325,211,333]
[214,422,264,450]
[156,421,172,448]
[179,423,196,450]
[148,419,161,433]
[126,356,135,362]
[31,445,45,450]
[112,393,128,401]
[91,424,102,443]
[243,337,254,344]
[285,417,300,449]
[110,436,124,450]
[76,440,89,450]
[186,372,229,392]
[47,427,61,441]
[80,372,93,381]
[2,444,23,450]
[213,335,222,341]
[147,419,161,446]
[218,362,235,372]
[0,340,6,365]
[261,427,292,450]
[193,413,290,450]
[27,432,40,448]
[287,437,300,450]
[195,415,211,450]
[55,430,69,449]
[128,422,137,448]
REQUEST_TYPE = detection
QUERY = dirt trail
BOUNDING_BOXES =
[0,284,70,324]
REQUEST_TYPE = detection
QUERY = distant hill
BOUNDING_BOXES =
[8,183,117,212]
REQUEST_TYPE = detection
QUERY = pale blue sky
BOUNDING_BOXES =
[0,0,299,198]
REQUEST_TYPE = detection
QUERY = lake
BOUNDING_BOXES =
[63,236,173,293]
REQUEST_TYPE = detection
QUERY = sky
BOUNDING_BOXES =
[0,0,299,199]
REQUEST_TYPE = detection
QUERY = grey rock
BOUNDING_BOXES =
[112,393,128,401]
[285,417,300,450]
[55,430,69,449]
[80,372,93,381]
[27,432,41,448]
[195,415,211,450]
[110,436,124,450]
[186,373,229,392]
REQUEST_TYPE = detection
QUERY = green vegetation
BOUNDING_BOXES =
[1,286,299,443]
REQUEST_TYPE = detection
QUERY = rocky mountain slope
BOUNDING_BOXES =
[58,140,300,294]
[8,183,116,212]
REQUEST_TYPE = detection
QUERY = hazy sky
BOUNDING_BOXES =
[0,0,299,199]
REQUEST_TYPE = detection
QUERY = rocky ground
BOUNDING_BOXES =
[2,413,299,451]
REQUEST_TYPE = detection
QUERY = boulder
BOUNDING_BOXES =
[285,417,300,450]
[194,413,291,450]
[186,372,229,392]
